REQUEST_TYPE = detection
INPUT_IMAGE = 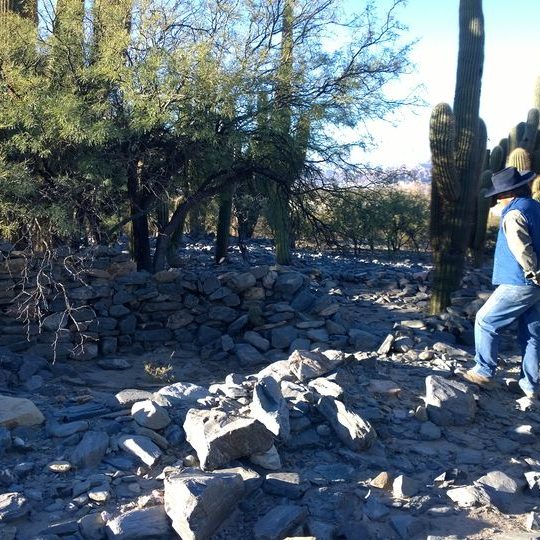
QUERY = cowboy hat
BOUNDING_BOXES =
[483,166,536,198]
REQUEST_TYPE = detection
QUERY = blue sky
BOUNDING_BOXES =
[352,0,540,168]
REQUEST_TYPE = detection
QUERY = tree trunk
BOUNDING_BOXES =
[127,158,152,272]
[267,184,291,265]
[215,182,236,263]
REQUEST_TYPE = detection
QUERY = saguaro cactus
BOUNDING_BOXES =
[429,0,485,314]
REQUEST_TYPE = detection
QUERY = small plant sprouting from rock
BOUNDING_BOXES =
[144,362,175,383]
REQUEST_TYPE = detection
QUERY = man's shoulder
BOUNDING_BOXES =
[513,197,540,212]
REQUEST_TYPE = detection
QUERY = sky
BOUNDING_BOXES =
[352,0,540,169]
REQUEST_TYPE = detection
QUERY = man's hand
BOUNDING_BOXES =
[525,270,540,286]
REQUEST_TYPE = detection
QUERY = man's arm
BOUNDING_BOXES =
[503,209,540,284]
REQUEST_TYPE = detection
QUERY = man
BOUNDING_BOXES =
[462,166,540,398]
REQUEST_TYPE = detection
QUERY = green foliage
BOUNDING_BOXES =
[0,0,415,266]
[324,184,430,254]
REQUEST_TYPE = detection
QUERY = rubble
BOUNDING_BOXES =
[0,246,533,538]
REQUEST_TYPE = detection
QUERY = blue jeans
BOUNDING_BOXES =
[472,284,540,394]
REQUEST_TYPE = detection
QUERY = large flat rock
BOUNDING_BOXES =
[184,409,274,470]
[0,395,45,428]
[164,467,244,540]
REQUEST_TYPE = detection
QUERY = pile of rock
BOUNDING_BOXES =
[0,244,494,367]
[0,246,429,363]
[3,327,540,539]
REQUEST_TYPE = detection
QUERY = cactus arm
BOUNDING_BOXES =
[489,145,504,172]
[506,147,531,171]
[429,103,459,201]
[522,108,539,155]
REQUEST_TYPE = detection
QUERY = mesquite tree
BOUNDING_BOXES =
[429,0,485,313]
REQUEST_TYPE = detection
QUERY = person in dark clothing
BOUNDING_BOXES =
[462,167,540,398]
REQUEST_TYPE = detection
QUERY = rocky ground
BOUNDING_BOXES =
[1,243,540,540]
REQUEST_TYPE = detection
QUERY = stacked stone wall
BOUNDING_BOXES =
[0,247,348,362]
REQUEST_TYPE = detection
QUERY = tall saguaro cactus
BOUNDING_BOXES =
[266,0,295,266]
[429,0,485,313]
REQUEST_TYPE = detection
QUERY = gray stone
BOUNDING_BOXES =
[71,431,109,468]
[274,272,304,296]
[208,306,238,323]
[475,470,520,512]
[0,492,29,522]
[235,343,266,366]
[155,382,210,407]
[253,505,308,540]
[218,466,262,494]
[0,395,45,428]
[109,305,130,317]
[425,375,476,426]
[288,349,344,382]
[228,314,249,335]
[134,425,170,449]
[291,290,316,312]
[348,329,379,351]
[390,515,424,539]
[134,329,172,342]
[306,328,329,342]
[393,336,415,353]
[115,389,154,407]
[118,435,162,466]
[263,472,307,499]
[105,506,170,539]
[244,331,270,352]
[271,326,298,349]
[525,471,540,495]
[250,444,283,470]
[290,340,313,357]
[167,310,195,329]
[309,463,354,484]
[446,485,490,507]
[316,396,376,451]
[307,519,336,540]
[221,335,235,352]
[119,315,137,334]
[228,272,257,292]
[197,325,222,345]
[98,357,131,370]
[393,474,419,498]
[131,400,171,430]
[363,495,390,521]
[100,337,118,355]
[377,334,394,355]
[164,468,244,540]
[200,274,221,294]
[42,312,68,331]
[184,408,274,470]
[71,342,99,361]
[47,420,89,438]
[251,376,290,439]
[312,297,340,317]
[79,512,106,540]
[307,378,343,399]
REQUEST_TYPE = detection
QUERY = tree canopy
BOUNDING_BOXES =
[0,0,415,269]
